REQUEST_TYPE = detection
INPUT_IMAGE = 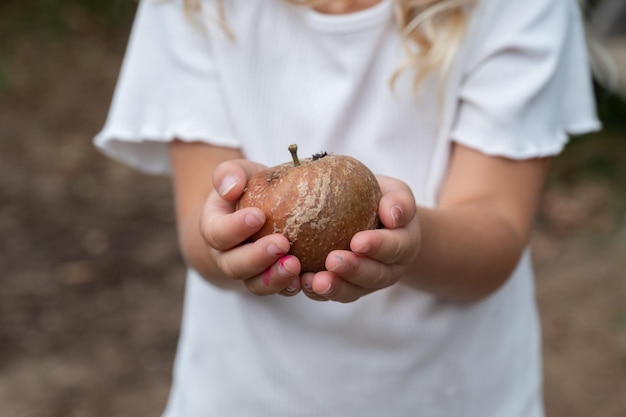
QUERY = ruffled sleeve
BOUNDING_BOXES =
[94,0,239,174]
[450,0,601,159]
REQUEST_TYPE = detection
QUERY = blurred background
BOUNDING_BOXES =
[0,1,624,416]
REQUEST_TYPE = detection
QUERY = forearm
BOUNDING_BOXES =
[405,205,527,302]
[401,144,549,303]
[169,141,243,289]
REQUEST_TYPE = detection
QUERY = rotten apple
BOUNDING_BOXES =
[236,144,382,272]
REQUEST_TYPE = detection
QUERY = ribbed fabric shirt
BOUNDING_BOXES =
[95,0,600,416]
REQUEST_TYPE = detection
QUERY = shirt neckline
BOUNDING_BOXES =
[303,0,393,34]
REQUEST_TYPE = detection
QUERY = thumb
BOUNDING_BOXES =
[213,159,268,201]
[376,175,416,229]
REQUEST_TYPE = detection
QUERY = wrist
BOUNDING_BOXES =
[400,206,519,303]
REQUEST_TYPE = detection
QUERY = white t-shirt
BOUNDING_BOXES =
[95,0,600,416]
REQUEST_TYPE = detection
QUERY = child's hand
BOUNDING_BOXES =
[201,160,302,296]
[300,176,420,303]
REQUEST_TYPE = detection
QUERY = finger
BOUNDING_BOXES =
[279,275,302,297]
[350,220,420,266]
[376,175,416,229]
[325,250,400,291]
[212,233,293,281]
[201,190,267,251]
[308,270,369,303]
[300,272,329,302]
[213,159,268,201]
[243,255,301,296]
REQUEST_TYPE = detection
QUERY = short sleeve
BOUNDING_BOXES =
[450,0,601,159]
[94,0,239,174]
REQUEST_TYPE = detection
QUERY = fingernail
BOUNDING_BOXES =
[390,205,403,228]
[284,284,298,294]
[278,256,297,276]
[284,275,299,293]
[245,212,264,228]
[319,282,333,296]
[218,175,238,196]
[352,241,371,254]
[267,242,289,257]
[328,255,348,274]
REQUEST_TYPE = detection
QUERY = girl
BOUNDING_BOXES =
[95,0,600,415]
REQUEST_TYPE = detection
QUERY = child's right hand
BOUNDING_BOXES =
[200,160,302,296]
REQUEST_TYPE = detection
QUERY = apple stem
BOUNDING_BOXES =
[288,144,301,167]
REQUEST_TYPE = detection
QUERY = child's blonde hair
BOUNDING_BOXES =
[183,0,475,91]
[390,0,475,91]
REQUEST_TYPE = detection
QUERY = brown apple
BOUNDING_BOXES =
[236,144,382,272]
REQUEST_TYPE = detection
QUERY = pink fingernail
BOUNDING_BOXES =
[353,242,371,254]
[390,205,403,228]
[319,283,333,296]
[278,256,297,276]
[245,212,264,228]
[267,242,288,257]
[219,176,238,196]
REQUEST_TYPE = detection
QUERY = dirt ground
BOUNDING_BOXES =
[1,7,625,417]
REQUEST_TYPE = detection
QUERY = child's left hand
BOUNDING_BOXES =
[300,176,420,303]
